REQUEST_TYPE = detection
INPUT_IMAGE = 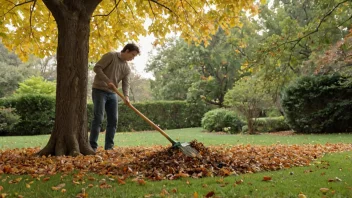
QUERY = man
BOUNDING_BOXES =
[89,43,140,152]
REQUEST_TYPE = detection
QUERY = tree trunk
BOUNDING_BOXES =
[38,0,101,156]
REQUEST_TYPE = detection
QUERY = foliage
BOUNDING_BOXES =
[0,42,21,66]
[305,29,352,77]
[14,76,56,96]
[0,43,40,98]
[224,76,273,134]
[242,116,290,133]
[127,64,152,102]
[201,108,243,134]
[282,74,352,133]
[238,0,352,108]
[147,24,260,106]
[0,107,19,135]
[87,100,210,132]
[11,94,55,135]
[146,39,200,100]
[4,96,210,135]
[0,0,260,61]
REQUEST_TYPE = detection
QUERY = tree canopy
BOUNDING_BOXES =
[1,0,261,61]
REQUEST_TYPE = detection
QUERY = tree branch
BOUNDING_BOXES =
[29,0,37,38]
[92,0,121,17]
[124,1,136,21]
[283,0,350,49]
[149,0,173,13]
[1,0,35,17]
[183,0,198,13]
[147,0,157,20]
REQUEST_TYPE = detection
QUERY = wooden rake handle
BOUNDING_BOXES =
[111,86,176,145]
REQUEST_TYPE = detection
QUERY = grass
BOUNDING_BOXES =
[1,128,352,149]
[0,128,352,198]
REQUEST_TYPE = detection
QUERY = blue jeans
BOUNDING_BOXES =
[89,88,118,150]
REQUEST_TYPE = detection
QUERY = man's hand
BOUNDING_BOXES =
[124,96,131,106]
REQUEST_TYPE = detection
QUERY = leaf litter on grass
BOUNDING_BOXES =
[0,141,352,182]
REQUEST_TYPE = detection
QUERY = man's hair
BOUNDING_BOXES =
[122,43,140,54]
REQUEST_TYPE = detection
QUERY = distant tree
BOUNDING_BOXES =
[0,42,21,66]
[127,63,152,102]
[146,39,199,100]
[0,43,40,97]
[225,76,272,134]
[14,76,56,96]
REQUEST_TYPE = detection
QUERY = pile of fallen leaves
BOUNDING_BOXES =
[1,141,352,181]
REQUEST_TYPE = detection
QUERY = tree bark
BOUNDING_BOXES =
[38,0,101,156]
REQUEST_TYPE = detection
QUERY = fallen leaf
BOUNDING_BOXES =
[160,189,169,196]
[262,176,272,181]
[320,188,330,194]
[235,179,244,184]
[193,192,198,198]
[205,191,215,197]
[42,177,50,182]
[52,183,65,191]
[137,179,146,185]
[117,178,126,185]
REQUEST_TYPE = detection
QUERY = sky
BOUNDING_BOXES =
[130,34,156,79]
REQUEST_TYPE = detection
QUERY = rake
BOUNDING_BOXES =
[111,87,201,158]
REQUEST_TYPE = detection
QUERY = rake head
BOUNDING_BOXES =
[174,142,202,158]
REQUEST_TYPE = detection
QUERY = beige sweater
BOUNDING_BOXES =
[92,52,131,97]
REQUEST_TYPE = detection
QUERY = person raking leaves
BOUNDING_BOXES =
[89,43,140,152]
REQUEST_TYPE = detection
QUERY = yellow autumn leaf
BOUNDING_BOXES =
[193,192,199,198]
[298,193,307,198]
[320,188,330,193]
[52,183,66,191]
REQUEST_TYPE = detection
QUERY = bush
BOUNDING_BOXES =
[0,107,19,135]
[12,94,55,135]
[201,108,243,134]
[242,116,290,133]
[87,100,210,132]
[281,74,352,133]
[3,95,209,135]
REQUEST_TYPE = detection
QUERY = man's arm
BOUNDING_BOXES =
[93,52,113,85]
[122,73,130,101]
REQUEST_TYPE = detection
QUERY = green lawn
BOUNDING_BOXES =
[1,128,352,149]
[0,128,352,198]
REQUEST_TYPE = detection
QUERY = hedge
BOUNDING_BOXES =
[0,95,210,135]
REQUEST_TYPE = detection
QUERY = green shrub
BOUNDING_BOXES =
[3,95,209,135]
[281,74,352,133]
[201,108,243,134]
[14,76,56,96]
[0,107,19,135]
[12,94,55,135]
[242,116,290,133]
[87,101,210,132]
